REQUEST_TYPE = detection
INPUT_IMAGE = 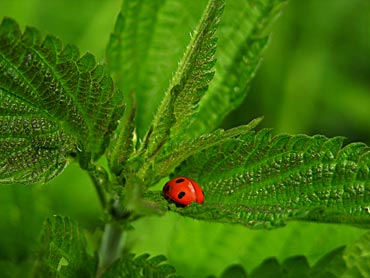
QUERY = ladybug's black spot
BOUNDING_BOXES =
[176,178,185,183]
[177,192,186,199]
[163,184,170,192]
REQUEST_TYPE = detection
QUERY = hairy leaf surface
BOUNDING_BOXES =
[145,118,262,184]
[141,0,225,159]
[185,0,287,140]
[147,130,370,228]
[105,253,183,278]
[106,0,208,139]
[0,18,124,184]
[32,216,96,277]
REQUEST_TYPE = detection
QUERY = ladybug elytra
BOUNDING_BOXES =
[163,176,204,206]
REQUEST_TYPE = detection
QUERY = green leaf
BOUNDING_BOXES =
[106,0,209,139]
[211,232,370,277]
[212,232,370,277]
[343,232,370,277]
[219,264,247,278]
[108,90,137,176]
[185,0,287,140]
[309,247,347,278]
[250,256,310,278]
[147,130,370,228]
[310,231,370,278]
[32,215,96,278]
[141,0,225,159]
[212,257,310,278]
[106,1,166,91]
[145,117,262,184]
[0,18,124,184]
[104,253,183,278]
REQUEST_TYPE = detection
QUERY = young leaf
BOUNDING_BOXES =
[32,215,96,277]
[185,0,287,140]
[104,253,183,278]
[145,118,262,184]
[106,0,166,90]
[106,0,209,139]
[147,130,370,228]
[141,0,225,159]
[0,18,124,184]
[105,0,165,119]
[108,90,137,176]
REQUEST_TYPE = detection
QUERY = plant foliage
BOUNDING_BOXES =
[0,0,369,277]
[0,17,124,184]
[151,130,370,228]
[141,0,224,156]
[105,254,183,278]
[186,0,287,140]
[106,0,210,139]
[32,216,96,277]
[213,231,370,277]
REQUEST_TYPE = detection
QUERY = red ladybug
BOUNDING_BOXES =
[163,177,204,206]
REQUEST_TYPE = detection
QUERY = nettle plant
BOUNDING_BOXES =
[1,0,369,277]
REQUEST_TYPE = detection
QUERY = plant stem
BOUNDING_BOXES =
[88,164,109,209]
[96,220,126,277]
[86,163,126,276]
[84,159,130,276]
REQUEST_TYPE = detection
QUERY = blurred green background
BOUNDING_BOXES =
[0,0,369,277]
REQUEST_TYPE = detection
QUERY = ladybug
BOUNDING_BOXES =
[163,176,204,206]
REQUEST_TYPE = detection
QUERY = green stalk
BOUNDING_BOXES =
[96,220,126,277]
[87,164,109,210]
[85,162,126,276]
